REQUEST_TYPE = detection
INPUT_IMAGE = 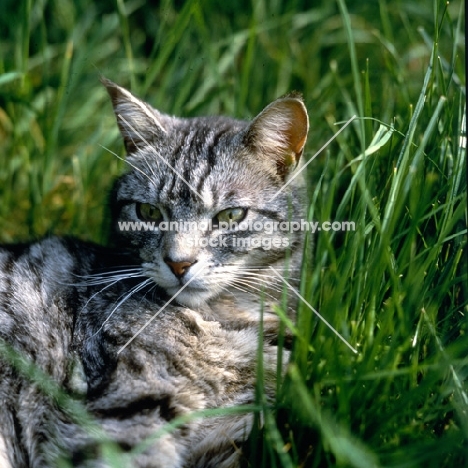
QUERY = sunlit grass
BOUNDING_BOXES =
[0,0,466,466]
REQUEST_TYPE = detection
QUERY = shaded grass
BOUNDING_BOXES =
[0,0,466,466]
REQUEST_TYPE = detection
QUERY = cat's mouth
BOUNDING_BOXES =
[167,285,213,308]
[144,261,216,305]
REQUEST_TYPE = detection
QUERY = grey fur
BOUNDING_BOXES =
[0,80,309,467]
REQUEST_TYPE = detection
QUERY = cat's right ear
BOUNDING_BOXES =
[245,93,309,179]
[101,77,167,153]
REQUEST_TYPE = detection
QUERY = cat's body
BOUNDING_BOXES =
[0,238,108,467]
[0,80,309,467]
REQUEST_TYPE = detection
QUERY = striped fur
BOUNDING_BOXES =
[0,80,309,467]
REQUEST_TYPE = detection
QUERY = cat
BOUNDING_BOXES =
[0,78,309,467]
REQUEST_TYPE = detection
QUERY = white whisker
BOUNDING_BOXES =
[117,267,206,354]
[91,278,153,338]
[82,271,148,308]
[100,144,160,192]
[84,279,121,308]
[221,283,248,296]
[75,272,145,287]
[70,267,145,289]
[79,267,143,278]
[117,115,204,201]
[269,266,358,354]
[75,274,142,287]
[230,278,280,302]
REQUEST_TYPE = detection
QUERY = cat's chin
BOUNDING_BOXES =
[169,287,214,309]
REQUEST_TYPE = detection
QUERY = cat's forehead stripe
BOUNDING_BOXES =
[157,122,238,204]
[195,126,228,195]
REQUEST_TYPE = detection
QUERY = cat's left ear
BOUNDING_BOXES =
[245,94,309,178]
[101,77,168,153]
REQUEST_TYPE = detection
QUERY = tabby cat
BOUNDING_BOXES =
[0,79,309,467]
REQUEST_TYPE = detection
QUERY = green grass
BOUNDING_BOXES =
[0,0,466,466]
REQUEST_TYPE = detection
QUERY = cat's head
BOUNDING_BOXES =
[103,78,309,308]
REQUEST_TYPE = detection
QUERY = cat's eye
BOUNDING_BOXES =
[215,207,246,224]
[136,203,162,222]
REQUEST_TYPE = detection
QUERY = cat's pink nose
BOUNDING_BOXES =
[165,259,195,278]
